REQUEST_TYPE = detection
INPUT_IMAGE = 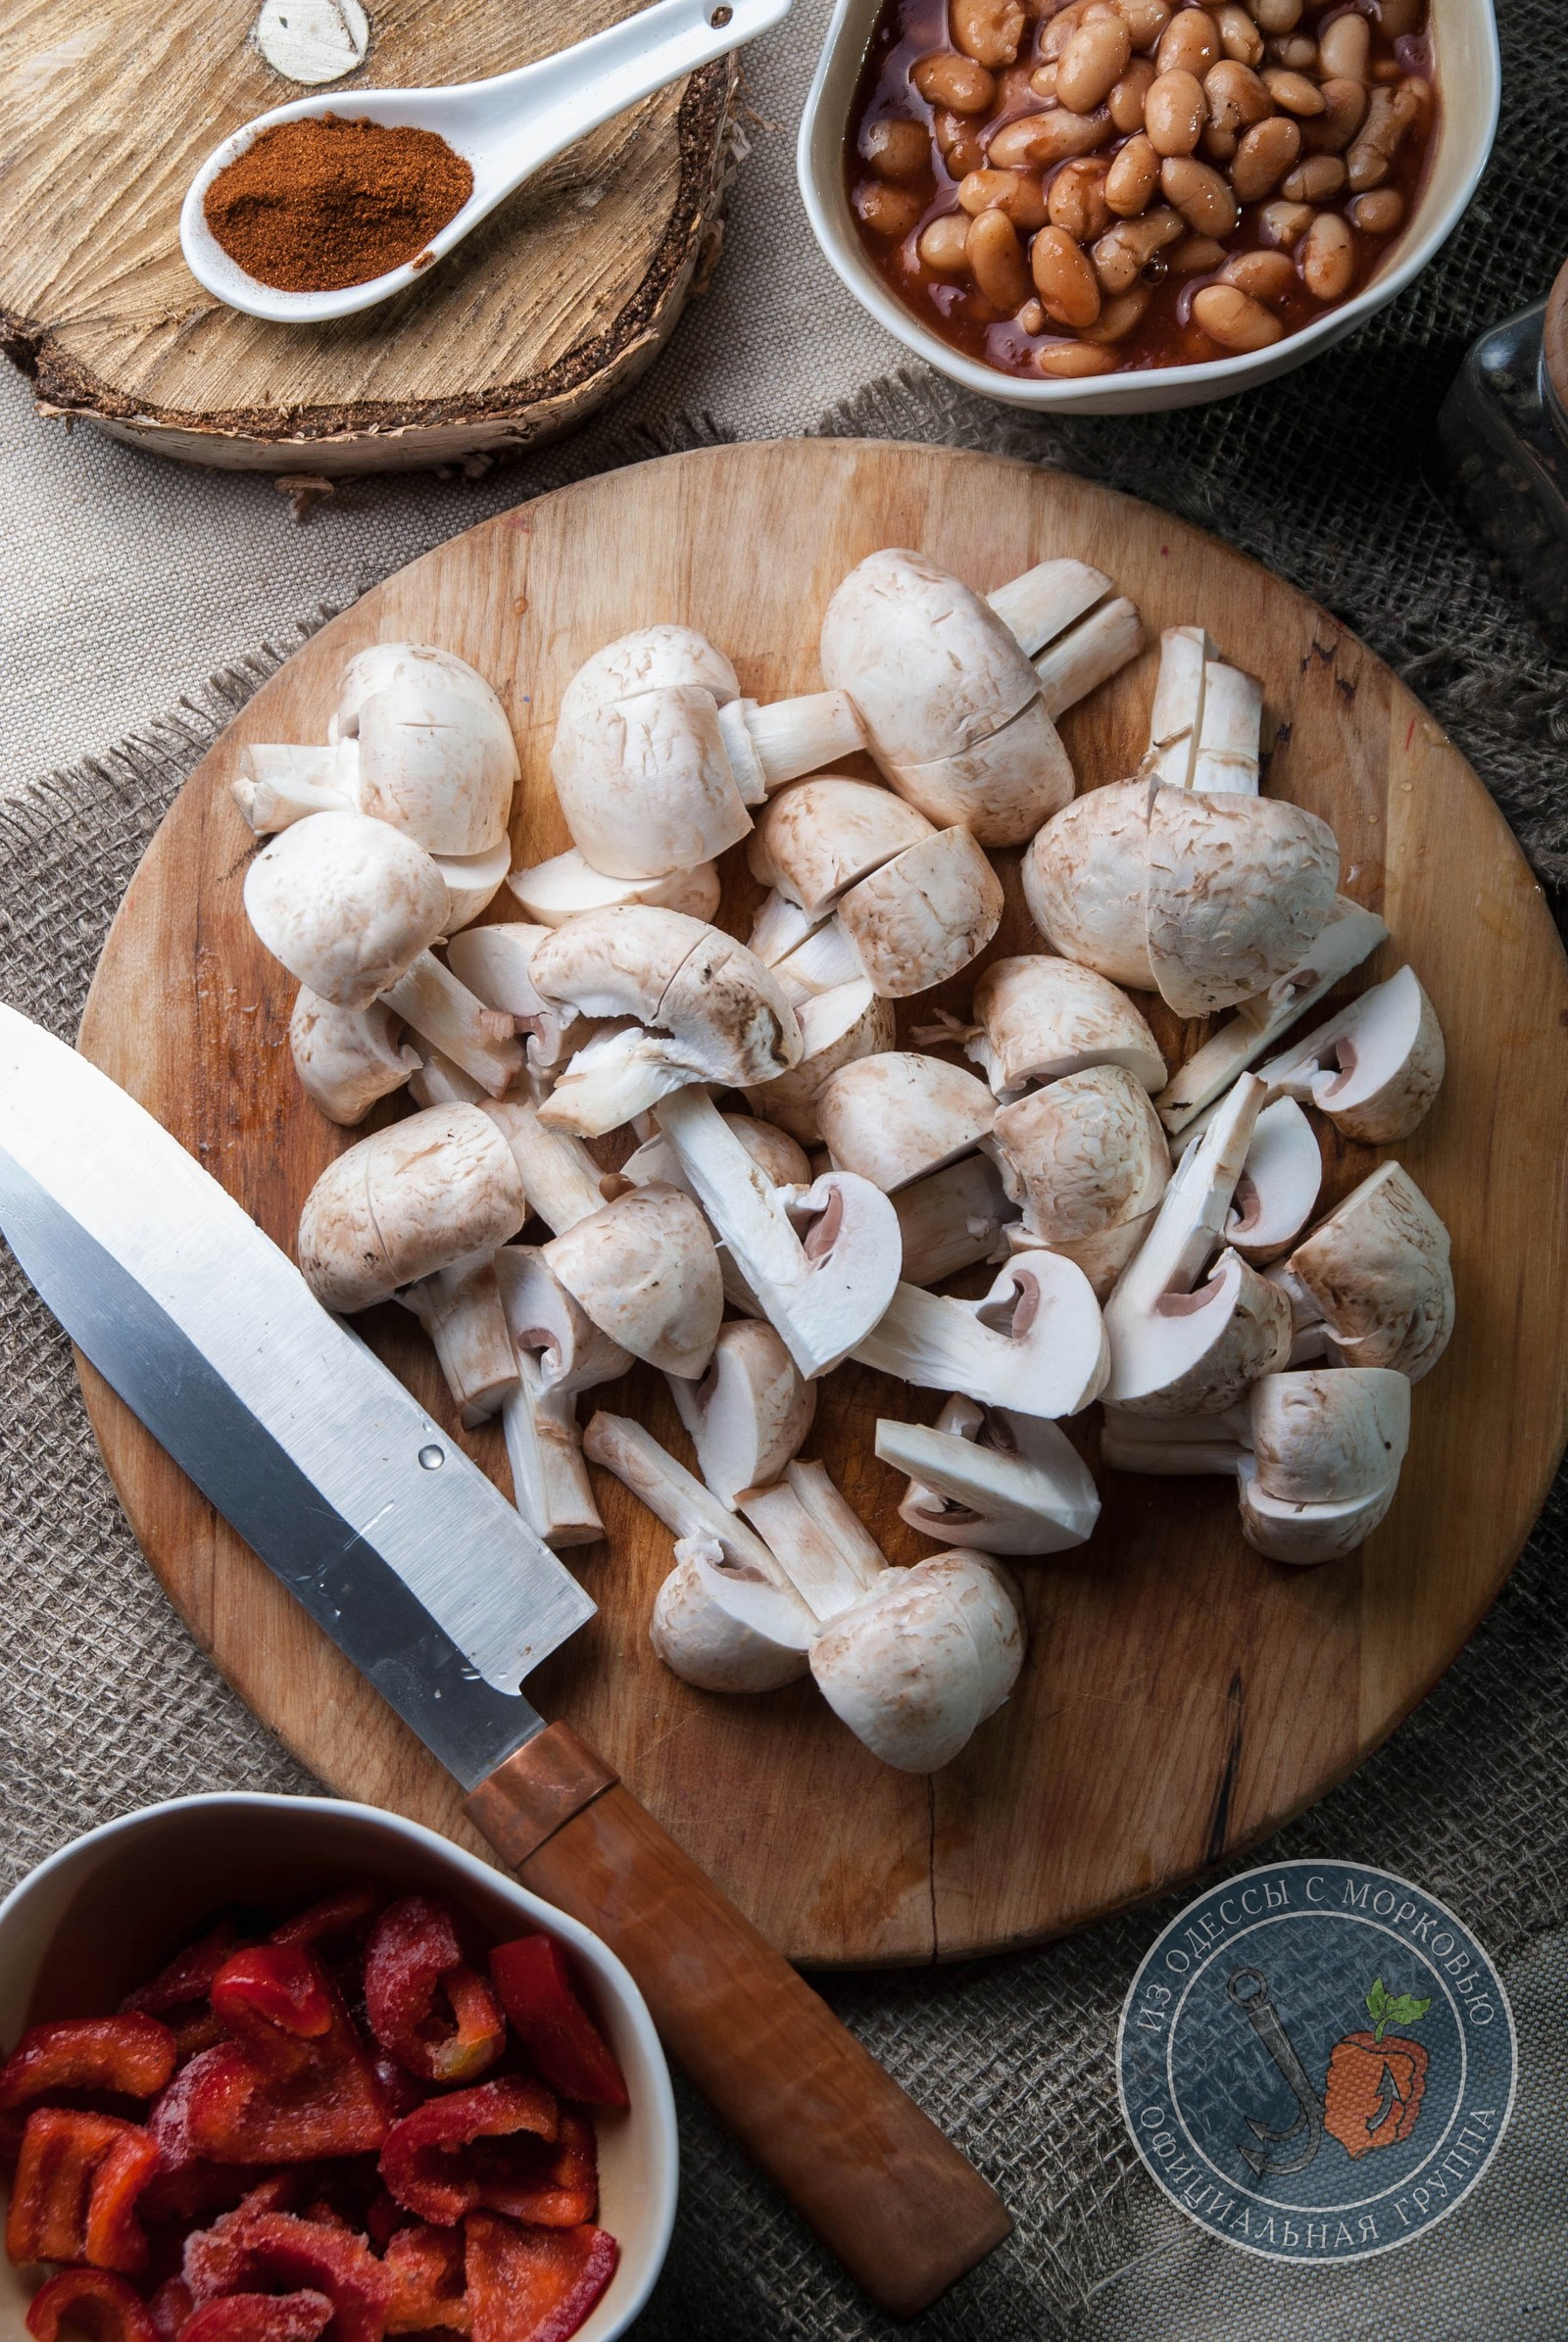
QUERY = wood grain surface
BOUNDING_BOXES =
[0,1,732,471]
[76,440,1568,1967]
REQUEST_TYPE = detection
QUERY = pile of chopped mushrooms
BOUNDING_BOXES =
[231,548,1450,1777]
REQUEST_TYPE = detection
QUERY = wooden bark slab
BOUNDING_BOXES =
[0,1,733,472]
[76,440,1568,1967]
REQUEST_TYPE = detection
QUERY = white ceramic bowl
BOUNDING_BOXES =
[798,0,1500,415]
[0,1795,678,2342]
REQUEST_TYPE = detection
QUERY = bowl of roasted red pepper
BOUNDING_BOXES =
[0,1794,677,2342]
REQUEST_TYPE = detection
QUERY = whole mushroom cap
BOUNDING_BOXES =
[819,549,1040,764]
[1249,1367,1411,1505]
[1144,789,1341,1014]
[992,1064,1169,1243]
[558,624,739,718]
[551,686,752,883]
[1022,782,1155,992]
[1284,1160,1454,1383]
[808,1548,1025,1774]
[297,1102,527,1313]
[817,1051,996,1192]
[243,810,450,1010]
[972,954,1166,1097]
[837,827,1004,998]
[748,777,934,917]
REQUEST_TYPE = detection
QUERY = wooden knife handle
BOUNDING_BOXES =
[466,1722,1011,2320]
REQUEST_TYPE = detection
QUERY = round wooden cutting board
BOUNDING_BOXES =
[77,440,1568,1966]
[0,2,732,472]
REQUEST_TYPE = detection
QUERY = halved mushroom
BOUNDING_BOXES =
[820,549,1142,845]
[297,1102,527,1313]
[289,990,419,1126]
[1025,780,1341,1016]
[1223,1097,1322,1264]
[1141,627,1263,795]
[621,1110,810,1197]
[744,981,896,1144]
[854,1253,1108,1419]
[990,1064,1169,1298]
[877,1396,1101,1556]
[816,1053,996,1192]
[1250,964,1445,1144]
[1155,896,1389,1135]
[1102,1075,1293,1414]
[495,1246,630,1549]
[668,1320,816,1509]
[400,1252,518,1428]
[527,907,802,1138]
[654,1538,811,1693]
[893,1153,1016,1287]
[479,1097,605,1234]
[809,1549,1025,1772]
[748,777,935,921]
[653,1087,903,1379]
[445,922,596,1089]
[506,848,721,929]
[1271,1161,1454,1384]
[434,841,513,935]
[950,954,1166,1101]
[833,827,1004,998]
[542,1182,721,1379]
[738,1461,888,1626]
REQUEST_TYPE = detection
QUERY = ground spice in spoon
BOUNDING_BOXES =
[204,114,473,293]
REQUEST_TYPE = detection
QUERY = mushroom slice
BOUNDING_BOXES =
[584,1408,818,1650]
[989,1064,1169,1298]
[495,1246,628,1549]
[738,1461,887,1625]
[401,1252,518,1428]
[1224,1098,1322,1264]
[653,1088,902,1379]
[1274,1160,1454,1384]
[668,1320,815,1510]
[877,1397,1100,1556]
[835,828,1004,999]
[297,1103,528,1314]
[1253,964,1446,1144]
[1102,1075,1293,1414]
[1144,788,1341,1016]
[769,916,866,1003]
[1155,897,1389,1135]
[747,777,935,921]
[434,841,513,935]
[894,1153,1016,1288]
[289,989,418,1126]
[1022,780,1156,991]
[985,557,1110,656]
[963,954,1166,1100]
[1142,626,1214,790]
[854,1254,1108,1419]
[1250,1366,1410,1506]
[341,672,517,857]
[1033,597,1146,721]
[232,740,357,833]
[1237,1463,1399,1565]
[809,1550,1025,1773]
[507,847,721,928]
[542,1183,721,1380]
[621,1112,811,1197]
[817,1053,996,1192]
[748,889,826,969]
[653,1540,810,1693]
[745,982,896,1146]
[244,810,451,1010]
[529,908,802,1138]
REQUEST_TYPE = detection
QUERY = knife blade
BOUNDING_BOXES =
[0,1004,1010,2318]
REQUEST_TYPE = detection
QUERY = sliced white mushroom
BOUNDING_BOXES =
[621,1110,810,1197]
[1033,597,1146,721]
[653,1539,811,1693]
[1155,896,1389,1135]
[956,954,1165,1101]
[747,889,826,970]
[653,1087,903,1379]
[1100,1404,1251,1475]
[817,1053,996,1192]
[542,1183,722,1379]
[335,650,516,855]
[1224,1098,1322,1264]
[1140,629,1263,796]
[400,1252,518,1429]
[527,908,802,1138]
[296,1102,527,1313]
[893,1152,1016,1288]
[232,740,356,833]
[1271,1161,1454,1383]
[744,982,897,1145]
[809,1549,1025,1773]
[834,827,1004,999]
[378,952,524,1098]
[738,1461,887,1625]
[877,1396,1100,1556]
[445,922,595,1086]
[289,989,418,1126]
[1191,659,1264,795]
[506,848,721,929]
[768,915,867,1002]
[410,1045,483,1110]
[985,557,1109,656]
[1238,1464,1400,1565]
[854,1254,1108,1419]
[479,1097,605,1233]
[1250,964,1446,1144]
[748,777,934,920]
[1102,1075,1293,1414]
[434,841,513,935]
[494,1247,630,1549]
[1143,626,1214,789]
[989,1064,1169,1298]
[667,1320,816,1510]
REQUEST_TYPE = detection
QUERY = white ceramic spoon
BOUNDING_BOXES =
[181,0,792,323]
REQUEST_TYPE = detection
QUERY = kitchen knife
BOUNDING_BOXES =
[0,1004,1010,2318]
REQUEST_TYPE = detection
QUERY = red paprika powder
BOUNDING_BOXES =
[204,115,473,293]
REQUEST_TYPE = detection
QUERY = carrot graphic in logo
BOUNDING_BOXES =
[1323,1976,1432,2159]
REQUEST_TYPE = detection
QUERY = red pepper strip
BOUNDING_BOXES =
[364,1903,505,2088]
[186,1953,390,2165]
[486,1941,627,2110]
[378,2081,558,2227]
[179,2292,335,2342]
[469,2112,597,2230]
[146,2279,193,2342]
[270,1887,384,1953]
[464,2216,618,2342]
[123,1923,245,2021]
[0,2019,177,2113]
[184,2210,389,2342]
[6,2110,159,2274]
[25,2269,159,2342]
[382,2225,471,2334]
[138,2052,253,2227]
[211,1952,333,2073]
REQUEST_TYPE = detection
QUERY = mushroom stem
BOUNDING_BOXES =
[771,917,865,1002]
[289,989,418,1126]
[877,1397,1101,1556]
[400,1251,519,1427]
[1192,660,1263,795]
[1034,597,1146,719]
[1143,626,1213,789]
[738,1461,886,1624]
[986,558,1110,657]
[495,1247,631,1547]
[380,952,524,1098]
[1100,1406,1250,1475]
[748,890,825,967]
[721,692,866,797]
[480,1098,605,1233]
[232,742,356,833]
[1114,1075,1265,1315]
[893,1153,1015,1287]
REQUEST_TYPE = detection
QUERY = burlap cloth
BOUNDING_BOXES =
[2,1,1567,2333]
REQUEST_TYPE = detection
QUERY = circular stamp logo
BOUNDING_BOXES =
[1117,1860,1515,2264]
